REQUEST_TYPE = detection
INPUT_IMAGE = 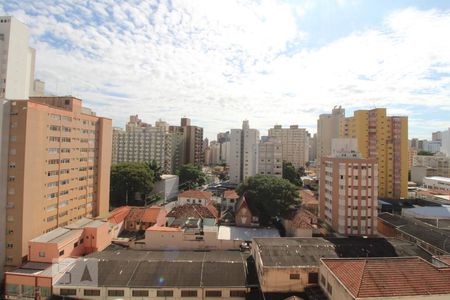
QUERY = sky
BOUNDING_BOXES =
[2,0,450,140]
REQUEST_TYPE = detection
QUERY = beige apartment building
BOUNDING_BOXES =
[5,96,111,267]
[258,137,282,177]
[169,118,203,169]
[268,125,309,168]
[319,139,378,236]
[112,115,167,169]
[411,154,450,184]
[316,106,345,164]
[341,108,408,199]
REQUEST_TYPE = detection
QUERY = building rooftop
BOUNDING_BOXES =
[146,226,182,232]
[55,250,249,288]
[321,257,450,298]
[224,190,239,199]
[179,190,213,200]
[403,206,450,219]
[218,226,280,241]
[167,204,216,220]
[253,237,430,267]
[378,213,450,253]
[424,176,450,183]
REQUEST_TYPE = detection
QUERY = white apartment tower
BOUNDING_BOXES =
[112,115,167,170]
[317,106,345,163]
[229,120,259,183]
[258,137,282,177]
[268,125,309,168]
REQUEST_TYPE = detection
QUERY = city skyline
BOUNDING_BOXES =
[1,1,450,140]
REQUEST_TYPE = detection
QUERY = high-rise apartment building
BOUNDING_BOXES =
[316,106,345,164]
[4,96,111,267]
[432,131,443,142]
[229,121,259,183]
[258,137,282,178]
[176,118,203,167]
[217,131,230,164]
[0,16,44,99]
[319,139,378,236]
[341,108,408,199]
[208,141,221,165]
[112,115,167,170]
[441,128,450,157]
[268,125,309,168]
[309,133,317,163]
[411,154,450,184]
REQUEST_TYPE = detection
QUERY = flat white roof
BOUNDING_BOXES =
[218,226,280,241]
[424,176,450,183]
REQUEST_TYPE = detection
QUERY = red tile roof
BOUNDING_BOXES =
[224,190,239,199]
[206,201,219,218]
[126,207,146,221]
[167,204,216,219]
[289,209,317,229]
[108,206,132,224]
[141,206,166,223]
[436,255,450,266]
[179,190,213,200]
[322,257,450,298]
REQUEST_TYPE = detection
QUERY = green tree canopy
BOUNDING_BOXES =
[417,150,434,156]
[282,161,303,187]
[237,175,300,225]
[110,162,154,207]
[147,159,163,181]
[177,164,207,190]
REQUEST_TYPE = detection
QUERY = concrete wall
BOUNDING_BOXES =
[52,286,248,300]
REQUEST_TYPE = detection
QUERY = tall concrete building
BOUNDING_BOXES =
[177,117,204,167]
[258,137,282,178]
[432,131,443,142]
[4,96,112,268]
[229,121,259,183]
[309,133,317,163]
[316,106,345,164]
[217,131,230,164]
[208,141,221,166]
[319,139,378,236]
[341,108,408,199]
[268,125,309,168]
[112,115,167,170]
[441,128,450,157]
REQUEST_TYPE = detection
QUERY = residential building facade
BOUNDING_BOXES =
[441,128,450,157]
[229,121,259,183]
[258,137,282,177]
[319,139,378,236]
[341,108,408,199]
[112,115,167,169]
[411,154,450,184]
[316,106,345,164]
[268,125,309,168]
[4,96,112,267]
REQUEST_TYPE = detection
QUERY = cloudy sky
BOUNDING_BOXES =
[2,0,450,140]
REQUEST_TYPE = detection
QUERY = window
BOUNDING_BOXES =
[108,290,124,297]
[74,242,78,247]
[205,290,222,297]
[327,283,332,295]
[230,290,246,297]
[181,290,198,297]
[39,287,51,297]
[60,288,76,296]
[290,273,300,280]
[22,285,35,297]
[308,272,319,284]
[321,275,326,285]
[132,290,149,297]
[59,250,65,256]
[157,290,174,297]
[39,251,46,257]
[84,289,101,296]
[6,284,19,295]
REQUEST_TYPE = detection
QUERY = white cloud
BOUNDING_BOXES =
[2,2,450,138]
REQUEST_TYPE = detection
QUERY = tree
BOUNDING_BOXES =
[418,150,434,156]
[110,162,154,207]
[237,175,299,225]
[177,164,207,190]
[147,159,163,181]
[282,161,302,187]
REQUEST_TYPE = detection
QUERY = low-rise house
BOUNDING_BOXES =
[178,190,213,206]
[378,212,450,255]
[107,206,132,237]
[222,190,239,210]
[251,237,428,295]
[29,218,112,263]
[235,196,260,227]
[320,257,450,300]
[150,174,179,201]
[52,249,250,299]
[299,189,319,215]
[166,204,217,227]
[283,209,318,237]
[124,206,167,231]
